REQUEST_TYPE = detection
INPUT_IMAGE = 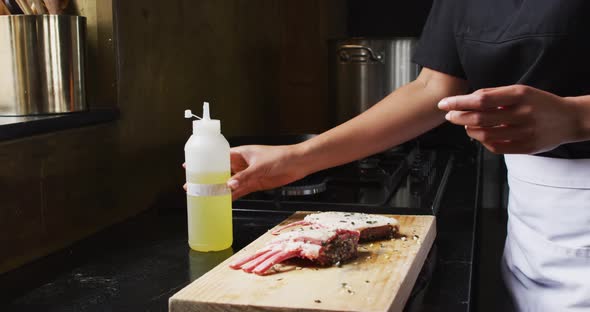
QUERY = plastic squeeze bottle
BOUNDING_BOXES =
[184,102,232,252]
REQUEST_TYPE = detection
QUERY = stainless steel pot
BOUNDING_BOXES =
[329,37,419,125]
[0,15,87,116]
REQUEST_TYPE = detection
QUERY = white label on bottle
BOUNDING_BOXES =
[186,183,231,197]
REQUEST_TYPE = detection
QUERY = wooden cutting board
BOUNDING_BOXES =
[169,212,436,312]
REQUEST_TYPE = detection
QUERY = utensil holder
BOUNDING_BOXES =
[0,15,86,116]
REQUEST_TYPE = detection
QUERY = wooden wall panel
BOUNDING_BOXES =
[278,0,347,133]
[0,0,347,274]
[69,0,117,109]
[0,142,45,272]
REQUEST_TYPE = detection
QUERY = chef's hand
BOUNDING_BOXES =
[438,85,581,154]
[182,145,308,200]
[226,145,309,200]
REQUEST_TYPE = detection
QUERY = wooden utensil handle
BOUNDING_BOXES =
[43,0,65,14]
[14,0,33,14]
[42,0,56,14]
[30,0,47,14]
[0,1,11,14]
[59,0,68,12]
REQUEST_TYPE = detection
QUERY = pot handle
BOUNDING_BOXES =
[337,45,383,63]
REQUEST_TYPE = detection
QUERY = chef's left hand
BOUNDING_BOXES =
[438,85,580,154]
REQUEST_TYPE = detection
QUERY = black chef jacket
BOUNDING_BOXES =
[413,0,590,158]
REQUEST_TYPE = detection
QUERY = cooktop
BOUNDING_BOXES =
[230,135,455,215]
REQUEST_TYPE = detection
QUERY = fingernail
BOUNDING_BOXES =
[227,179,239,190]
[438,99,449,110]
[445,112,452,121]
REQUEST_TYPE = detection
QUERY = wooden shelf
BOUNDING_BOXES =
[0,109,119,141]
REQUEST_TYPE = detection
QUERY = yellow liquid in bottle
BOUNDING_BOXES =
[186,171,232,252]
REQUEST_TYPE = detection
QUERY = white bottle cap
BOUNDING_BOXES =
[193,102,220,134]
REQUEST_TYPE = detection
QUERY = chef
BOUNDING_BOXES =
[194,1,590,310]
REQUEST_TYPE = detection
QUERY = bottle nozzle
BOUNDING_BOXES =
[187,102,220,134]
[184,109,201,119]
[203,102,211,120]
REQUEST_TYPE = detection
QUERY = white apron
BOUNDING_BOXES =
[502,154,590,312]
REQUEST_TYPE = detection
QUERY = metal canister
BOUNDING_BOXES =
[0,15,86,116]
[329,37,419,125]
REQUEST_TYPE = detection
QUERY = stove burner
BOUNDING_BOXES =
[281,182,327,196]
[265,174,328,197]
[357,157,390,181]
[358,157,379,169]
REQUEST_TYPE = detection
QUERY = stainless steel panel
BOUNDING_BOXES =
[0,15,86,116]
[329,37,419,125]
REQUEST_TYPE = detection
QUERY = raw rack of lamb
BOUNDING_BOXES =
[229,212,399,275]
[273,211,400,242]
[229,226,359,275]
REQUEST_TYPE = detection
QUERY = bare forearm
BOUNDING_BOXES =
[295,69,468,176]
[568,95,590,142]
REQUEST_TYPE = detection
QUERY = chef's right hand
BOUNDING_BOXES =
[226,145,308,200]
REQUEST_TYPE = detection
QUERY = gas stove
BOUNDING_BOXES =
[231,135,456,215]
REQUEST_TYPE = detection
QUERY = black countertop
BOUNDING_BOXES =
[1,149,480,312]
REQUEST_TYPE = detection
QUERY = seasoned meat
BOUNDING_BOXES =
[230,212,400,275]
[229,226,359,275]
[273,212,400,242]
